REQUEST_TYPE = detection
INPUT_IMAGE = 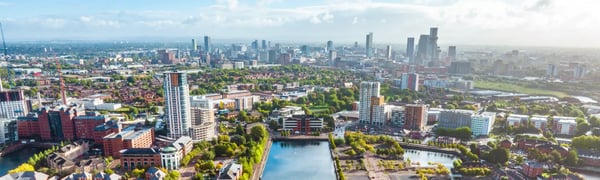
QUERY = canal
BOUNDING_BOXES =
[0,147,42,175]
[261,141,336,180]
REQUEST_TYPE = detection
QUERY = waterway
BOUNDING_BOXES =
[0,147,42,175]
[403,149,458,168]
[261,141,336,180]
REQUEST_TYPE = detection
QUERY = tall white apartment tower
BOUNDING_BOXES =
[359,82,381,125]
[163,72,192,139]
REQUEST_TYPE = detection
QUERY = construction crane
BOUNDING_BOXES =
[0,21,7,56]
[55,54,67,105]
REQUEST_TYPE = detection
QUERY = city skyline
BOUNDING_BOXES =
[0,0,600,47]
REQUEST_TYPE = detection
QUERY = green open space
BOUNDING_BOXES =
[474,80,569,98]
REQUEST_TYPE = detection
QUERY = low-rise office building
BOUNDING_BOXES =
[103,126,154,158]
[120,148,161,170]
[282,115,323,134]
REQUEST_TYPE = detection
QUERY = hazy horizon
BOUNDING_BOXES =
[2,0,600,48]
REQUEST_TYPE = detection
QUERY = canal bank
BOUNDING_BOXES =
[252,138,272,180]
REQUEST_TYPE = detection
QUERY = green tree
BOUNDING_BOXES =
[238,110,250,122]
[250,125,268,141]
[132,168,145,178]
[486,148,510,165]
[565,150,579,166]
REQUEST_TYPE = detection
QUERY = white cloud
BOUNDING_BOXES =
[6,0,600,47]
[28,18,67,29]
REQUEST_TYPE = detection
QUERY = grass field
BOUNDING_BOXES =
[474,80,569,98]
[309,105,330,113]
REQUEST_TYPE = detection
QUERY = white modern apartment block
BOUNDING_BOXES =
[190,96,213,109]
[507,114,529,127]
[0,89,29,119]
[359,82,386,126]
[163,71,192,139]
[553,116,577,135]
[530,115,549,131]
[471,112,496,136]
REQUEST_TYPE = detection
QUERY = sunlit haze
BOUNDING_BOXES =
[1,0,600,47]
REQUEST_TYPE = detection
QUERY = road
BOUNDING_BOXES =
[334,120,355,139]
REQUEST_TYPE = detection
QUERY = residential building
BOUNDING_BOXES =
[530,115,548,131]
[547,64,558,77]
[282,114,323,134]
[73,113,109,140]
[448,61,472,74]
[1,171,49,180]
[390,106,405,128]
[0,89,29,119]
[163,71,192,139]
[47,141,90,171]
[471,112,496,136]
[366,32,373,58]
[507,114,529,127]
[145,167,167,180]
[217,163,242,180]
[448,46,456,61]
[190,96,214,108]
[522,161,544,178]
[103,126,154,158]
[406,37,415,63]
[37,104,85,141]
[428,27,439,62]
[416,34,429,65]
[555,118,577,135]
[0,118,17,144]
[359,82,386,126]
[92,172,122,180]
[438,109,474,129]
[190,102,216,142]
[400,73,419,91]
[63,172,92,180]
[157,50,176,64]
[92,120,120,145]
[404,104,427,130]
[16,113,39,139]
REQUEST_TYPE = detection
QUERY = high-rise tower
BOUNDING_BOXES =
[406,37,415,64]
[163,72,192,139]
[366,32,373,58]
[192,39,198,51]
[416,34,429,65]
[203,36,212,53]
[448,46,456,62]
[428,27,439,62]
[359,82,385,126]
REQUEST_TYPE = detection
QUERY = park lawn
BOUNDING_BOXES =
[115,107,130,112]
[309,105,329,112]
[474,80,569,98]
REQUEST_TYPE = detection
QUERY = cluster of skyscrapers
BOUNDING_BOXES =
[407,27,440,66]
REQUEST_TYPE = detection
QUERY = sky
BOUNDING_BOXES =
[1,0,600,47]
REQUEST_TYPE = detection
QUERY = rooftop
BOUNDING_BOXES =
[74,115,108,121]
[104,126,152,140]
[0,171,49,180]
[120,148,159,155]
